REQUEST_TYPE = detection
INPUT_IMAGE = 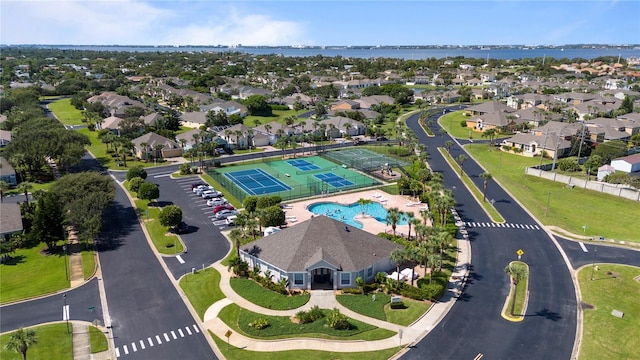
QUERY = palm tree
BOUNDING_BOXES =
[0,180,10,202]
[385,207,401,236]
[504,263,527,316]
[479,172,493,202]
[419,208,431,225]
[154,144,165,161]
[389,248,406,287]
[426,253,439,284]
[445,140,454,153]
[482,128,498,147]
[405,211,415,240]
[357,198,372,217]
[456,154,468,176]
[229,228,244,257]
[439,128,447,139]
[140,142,150,162]
[264,124,272,135]
[245,217,259,240]
[16,182,33,205]
[5,327,37,360]
[434,229,453,270]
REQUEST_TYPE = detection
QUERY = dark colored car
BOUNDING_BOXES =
[191,182,206,190]
[213,204,235,214]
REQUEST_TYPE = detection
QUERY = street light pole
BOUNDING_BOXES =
[545,192,551,217]
[63,244,69,281]
[590,247,598,281]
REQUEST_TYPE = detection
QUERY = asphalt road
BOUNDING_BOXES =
[401,108,577,360]
[555,236,640,269]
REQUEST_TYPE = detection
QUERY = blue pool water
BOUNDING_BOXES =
[308,202,408,229]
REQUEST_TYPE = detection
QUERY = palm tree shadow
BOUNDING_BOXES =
[528,308,563,321]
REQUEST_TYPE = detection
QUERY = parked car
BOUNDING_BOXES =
[207,198,228,207]
[214,148,226,155]
[192,184,209,193]
[215,209,238,220]
[195,186,215,195]
[213,204,235,214]
[202,190,223,199]
[225,215,237,225]
[190,182,205,190]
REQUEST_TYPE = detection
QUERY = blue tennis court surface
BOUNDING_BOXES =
[314,173,354,188]
[287,159,319,171]
[224,169,291,195]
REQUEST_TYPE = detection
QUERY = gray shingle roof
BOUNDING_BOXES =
[241,215,403,272]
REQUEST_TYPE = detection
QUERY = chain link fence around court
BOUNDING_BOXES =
[322,149,408,173]
[207,169,380,202]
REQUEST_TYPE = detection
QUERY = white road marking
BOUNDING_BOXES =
[153,173,172,178]
[185,327,192,335]
[155,335,162,344]
[139,340,145,349]
[123,345,129,355]
[131,342,137,352]
[176,255,185,264]
[579,242,589,252]
[171,331,177,339]
[164,333,170,342]
[115,348,120,357]
[491,223,496,227]
[62,305,69,320]
[193,324,200,333]
[534,225,540,230]
[148,337,154,347]
[178,329,185,337]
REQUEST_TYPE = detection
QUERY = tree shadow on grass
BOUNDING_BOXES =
[0,255,26,266]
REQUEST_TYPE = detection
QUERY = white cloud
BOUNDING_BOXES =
[0,0,308,45]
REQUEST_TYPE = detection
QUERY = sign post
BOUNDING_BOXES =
[516,249,524,260]
[225,330,232,349]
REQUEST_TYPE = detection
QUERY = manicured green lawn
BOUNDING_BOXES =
[439,147,505,222]
[81,247,96,280]
[578,264,640,360]
[0,244,69,304]
[465,144,640,242]
[0,324,73,360]
[336,293,390,321]
[78,128,157,170]
[384,298,431,326]
[219,303,395,340]
[179,268,225,320]
[89,325,109,353]
[210,330,401,360]
[48,98,85,126]
[229,277,310,310]
[134,199,184,254]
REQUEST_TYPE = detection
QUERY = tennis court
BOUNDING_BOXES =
[314,173,354,188]
[323,148,407,172]
[224,169,291,195]
[287,159,319,171]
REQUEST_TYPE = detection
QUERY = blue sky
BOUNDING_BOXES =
[1,1,639,46]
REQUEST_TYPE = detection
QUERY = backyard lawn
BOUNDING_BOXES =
[465,144,640,243]
[0,324,73,360]
[0,243,69,304]
[578,264,640,360]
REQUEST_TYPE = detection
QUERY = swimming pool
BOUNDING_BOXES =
[308,202,408,229]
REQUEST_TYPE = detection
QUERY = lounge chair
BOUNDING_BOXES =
[400,268,418,280]
[372,192,382,198]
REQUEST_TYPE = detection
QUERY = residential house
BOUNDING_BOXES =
[331,100,360,111]
[513,107,562,127]
[131,132,182,160]
[175,129,226,152]
[200,100,247,118]
[223,124,252,149]
[323,117,367,138]
[584,117,635,143]
[0,157,17,186]
[597,164,616,181]
[571,98,619,120]
[0,129,11,147]
[501,132,572,159]
[87,92,146,117]
[179,112,208,129]
[0,203,23,241]
[611,153,640,173]
[465,101,515,116]
[239,216,403,290]
[354,95,395,109]
[140,113,164,127]
[99,116,124,134]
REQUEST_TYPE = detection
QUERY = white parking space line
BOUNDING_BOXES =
[148,337,154,347]
[131,342,137,352]
[579,242,589,252]
[115,348,120,357]
[155,335,162,344]
[176,255,185,264]
[139,340,145,349]
[193,324,200,333]
[186,327,192,335]
[164,333,170,342]
[171,331,177,339]
[178,329,185,337]
[123,345,129,355]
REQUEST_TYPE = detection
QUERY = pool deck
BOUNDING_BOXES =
[281,189,431,237]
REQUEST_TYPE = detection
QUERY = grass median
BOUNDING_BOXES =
[134,199,184,255]
[465,144,640,242]
[179,267,225,320]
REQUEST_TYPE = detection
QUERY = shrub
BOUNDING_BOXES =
[249,317,270,329]
[326,308,351,330]
[128,176,145,192]
[390,301,406,309]
[137,182,159,203]
[126,166,147,181]
[557,158,581,172]
[460,120,467,127]
[295,310,313,324]
[342,287,362,294]
[419,282,446,301]
[400,286,426,300]
[243,196,259,213]
[213,160,221,167]
[179,163,192,175]
[295,305,324,324]
[159,205,182,228]
[374,272,388,284]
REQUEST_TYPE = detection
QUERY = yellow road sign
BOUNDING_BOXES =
[225,330,232,338]
[516,249,524,256]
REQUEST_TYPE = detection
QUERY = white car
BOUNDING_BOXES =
[192,184,208,193]
[195,186,214,195]
[207,198,228,207]
[201,190,223,199]
[215,209,238,220]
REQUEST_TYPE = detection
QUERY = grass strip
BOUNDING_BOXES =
[503,261,529,320]
[439,147,505,222]
[577,264,640,360]
[133,199,184,255]
[229,277,310,310]
[89,325,108,353]
[218,303,395,341]
[81,244,96,280]
[0,324,73,360]
[48,98,85,126]
[179,268,225,320]
[210,330,401,360]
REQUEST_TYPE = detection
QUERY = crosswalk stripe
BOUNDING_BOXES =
[193,324,200,333]
[186,326,192,335]
[500,223,505,227]
[171,331,177,339]
[491,223,496,227]
[115,348,120,357]
[164,333,170,342]
[123,345,129,355]
[534,225,540,230]
[155,335,162,344]
[148,337,154,347]
[178,329,185,337]
[132,343,137,352]
[139,340,145,350]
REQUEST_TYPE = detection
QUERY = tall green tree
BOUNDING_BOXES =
[4,327,37,360]
[159,205,182,229]
[456,154,469,175]
[30,191,65,250]
[137,182,160,205]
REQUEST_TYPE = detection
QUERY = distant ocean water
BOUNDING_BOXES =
[15,45,640,60]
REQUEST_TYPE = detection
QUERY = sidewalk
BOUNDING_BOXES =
[199,229,471,353]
